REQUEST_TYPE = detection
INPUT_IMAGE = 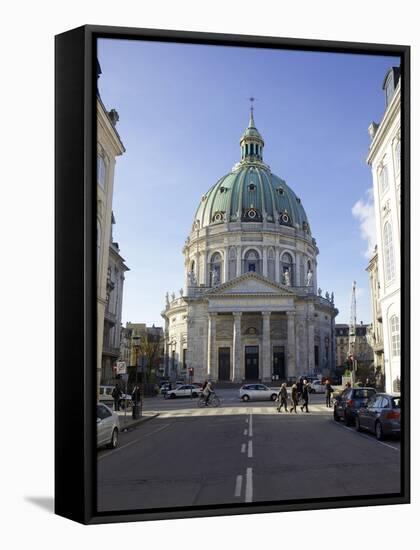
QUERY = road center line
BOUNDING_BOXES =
[245,467,253,502]
[248,440,253,458]
[234,475,243,497]
[249,414,253,437]
[241,443,246,453]
[98,424,170,460]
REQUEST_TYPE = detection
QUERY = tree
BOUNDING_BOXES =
[137,332,163,383]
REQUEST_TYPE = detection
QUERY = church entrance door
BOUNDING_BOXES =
[218,347,230,380]
[245,346,259,380]
[273,346,285,380]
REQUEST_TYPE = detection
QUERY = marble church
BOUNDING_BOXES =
[162,108,338,383]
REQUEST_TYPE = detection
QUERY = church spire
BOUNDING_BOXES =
[240,99,264,162]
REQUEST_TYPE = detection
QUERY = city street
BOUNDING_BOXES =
[97,389,400,511]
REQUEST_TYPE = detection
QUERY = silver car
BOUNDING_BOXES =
[355,393,401,440]
[239,384,279,402]
[97,403,120,449]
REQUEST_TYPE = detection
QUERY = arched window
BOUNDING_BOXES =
[394,140,401,174]
[390,315,400,357]
[379,164,389,194]
[209,252,222,286]
[281,252,293,285]
[383,222,395,282]
[244,249,261,274]
[97,155,106,188]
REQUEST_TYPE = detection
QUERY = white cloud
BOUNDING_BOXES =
[351,188,376,259]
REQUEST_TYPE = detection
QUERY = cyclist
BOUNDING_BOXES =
[202,380,213,406]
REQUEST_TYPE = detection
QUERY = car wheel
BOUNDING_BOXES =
[242,395,250,402]
[333,408,340,422]
[270,394,277,401]
[170,393,176,399]
[107,428,118,449]
[355,416,362,432]
[344,411,353,426]
[375,421,384,441]
[192,392,198,398]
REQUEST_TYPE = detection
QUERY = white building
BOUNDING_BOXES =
[367,67,401,394]
[96,62,125,393]
[162,110,338,383]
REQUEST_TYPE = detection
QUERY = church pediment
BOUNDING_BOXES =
[205,272,296,296]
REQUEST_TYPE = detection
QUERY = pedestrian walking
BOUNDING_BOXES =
[325,379,334,408]
[277,383,288,412]
[296,377,304,402]
[112,384,122,411]
[289,383,298,413]
[300,379,310,413]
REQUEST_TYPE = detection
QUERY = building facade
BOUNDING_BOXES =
[366,246,385,386]
[96,63,125,394]
[163,111,338,383]
[122,322,165,379]
[101,214,129,385]
[335,323,374,370]
[366,67,401,393]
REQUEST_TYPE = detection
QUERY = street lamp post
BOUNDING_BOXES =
[132,336,142,419]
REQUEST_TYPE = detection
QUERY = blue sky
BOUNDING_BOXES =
[97,38,400,327]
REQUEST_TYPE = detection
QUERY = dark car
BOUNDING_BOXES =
[355,393,401,440]
[333,387,376,426]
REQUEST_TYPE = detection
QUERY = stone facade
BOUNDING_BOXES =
[366,67,401,393]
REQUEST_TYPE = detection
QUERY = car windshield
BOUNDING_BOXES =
[354,389,375,398]
[392,397,401,408]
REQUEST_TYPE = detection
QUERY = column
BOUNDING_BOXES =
[207,313,217,379]
[286,311,297,378]
[262,311,271,381]
[295,252,301,286]
[223,248,229,283]
[308,316,315,373]
[232,312,242,382]
[262,247,268,277]
[275,248,280,282]
[236,246,241,277]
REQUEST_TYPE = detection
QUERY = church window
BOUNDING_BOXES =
[249,183,256,191]
[281,252,294,285]
[383,222,395,282]
[244,249,261,274]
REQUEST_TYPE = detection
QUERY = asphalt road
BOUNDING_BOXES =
[97,391,401,512]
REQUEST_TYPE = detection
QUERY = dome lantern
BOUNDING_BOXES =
[240,100,264,163]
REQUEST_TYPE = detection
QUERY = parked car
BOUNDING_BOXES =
[309,380,326,394]
[165,384,202,399]
[355,393,401,440]
[239,384,279,402]
[97,403,120,449]
[333,387,377,426]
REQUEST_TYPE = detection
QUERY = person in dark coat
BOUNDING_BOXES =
[112,384,122,411]
[277,383,288,412]
[296,377,304,402]
[325,379,334,408]
[289,384,298,413]
[300,379,310,413]
[132,385,141,405]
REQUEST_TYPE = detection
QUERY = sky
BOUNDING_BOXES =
[97,38,400,327]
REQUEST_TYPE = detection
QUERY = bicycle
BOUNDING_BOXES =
[197,392,221,407]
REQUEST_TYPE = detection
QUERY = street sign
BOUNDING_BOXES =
[116,361,127,375]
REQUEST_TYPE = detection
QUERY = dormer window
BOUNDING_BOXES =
[249,183,256,191]
[219,186,226,193]
[276,187,284,195]
[296,197,301,204]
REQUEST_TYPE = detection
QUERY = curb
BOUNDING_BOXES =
[120,412,160,431]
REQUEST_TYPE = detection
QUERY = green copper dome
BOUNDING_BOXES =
[192,111,310,233]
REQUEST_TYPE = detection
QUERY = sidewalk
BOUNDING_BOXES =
[115,409,159,430]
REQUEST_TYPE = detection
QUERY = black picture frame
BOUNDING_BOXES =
[55,24,410,525]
